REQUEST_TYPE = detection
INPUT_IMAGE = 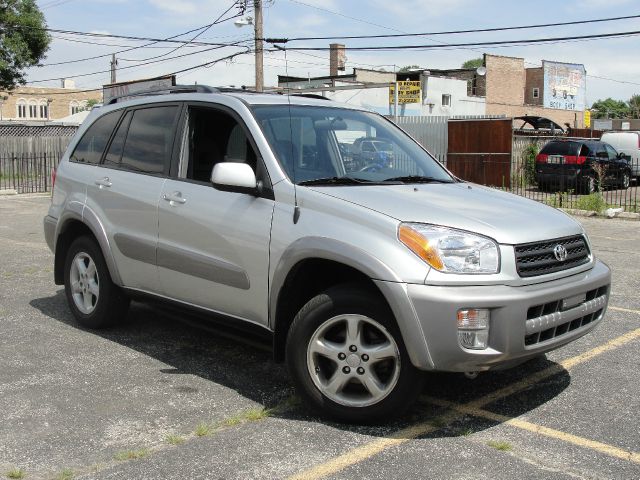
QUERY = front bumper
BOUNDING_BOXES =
[395,260,611,372]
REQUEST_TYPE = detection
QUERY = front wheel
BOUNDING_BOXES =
[286,284,423,423]
[64,236,129,329]
[580,176,596,195]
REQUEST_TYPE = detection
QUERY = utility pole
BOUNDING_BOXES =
[110,54,117,84]
[254,0,263,92]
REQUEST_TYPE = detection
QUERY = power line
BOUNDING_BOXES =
[119,0,243,62]
[28,43,251,84]
[270,30,640,51]
[277,14,640,42]
[38,10,246,68]
[12,50,254,95]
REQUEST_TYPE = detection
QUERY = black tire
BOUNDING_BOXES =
[620,172,630,190]
[580,176,596,195]
[64,235,129,329]
[286,284,424,423]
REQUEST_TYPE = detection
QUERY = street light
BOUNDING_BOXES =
[234,1,263,92]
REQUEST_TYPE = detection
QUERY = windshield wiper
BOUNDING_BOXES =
[298,176,377,186]
[384,175,454,184]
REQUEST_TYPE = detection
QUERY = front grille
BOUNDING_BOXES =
[515,235,590,278]
[524,285,608,347]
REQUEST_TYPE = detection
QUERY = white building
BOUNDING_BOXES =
[277,68,486,117]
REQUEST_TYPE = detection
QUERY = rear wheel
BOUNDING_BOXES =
[620,172,630,190]
[286,284,423,423]
[64,236,129,329]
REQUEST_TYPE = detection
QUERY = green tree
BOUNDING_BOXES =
[0,0,51,90]
[628,94,640,119]
[590,98,630,119]
[397,65,421,73]
[462,58,483,69]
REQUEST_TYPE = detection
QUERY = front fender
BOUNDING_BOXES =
[269,236,434,369]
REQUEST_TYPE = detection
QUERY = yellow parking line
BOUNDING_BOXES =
[609,306,640,315]
[287,327,640,480]
[560,327,640,370]
[424,397,640,464]
[287,412,461,480]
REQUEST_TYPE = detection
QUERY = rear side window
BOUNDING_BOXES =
[120,106,179,174]
[104,111,132,167]
[70,111,121,164]
[540,141,580,156]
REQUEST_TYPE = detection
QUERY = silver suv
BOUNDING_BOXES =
[44,87,611,422]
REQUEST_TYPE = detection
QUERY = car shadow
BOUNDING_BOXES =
[30,290,571,438]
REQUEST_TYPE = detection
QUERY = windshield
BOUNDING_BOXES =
[251,105,454,185]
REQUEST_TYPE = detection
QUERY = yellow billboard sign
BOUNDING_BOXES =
[389,81,422,104]
[584,110,591,128]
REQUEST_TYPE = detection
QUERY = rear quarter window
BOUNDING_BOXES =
[70,111,122,164]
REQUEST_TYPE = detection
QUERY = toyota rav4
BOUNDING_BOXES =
[44,86,611,422]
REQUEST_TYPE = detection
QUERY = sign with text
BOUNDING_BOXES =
[389,81,422,104]
[103,75,176,104]
[543,61,586,111]
[584,110,591,128]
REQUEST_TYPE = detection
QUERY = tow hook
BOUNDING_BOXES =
[464,371,479,380]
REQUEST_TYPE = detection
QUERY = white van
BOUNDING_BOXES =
[601,131,640,179]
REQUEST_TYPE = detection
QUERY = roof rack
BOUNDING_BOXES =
[106,84,219,104]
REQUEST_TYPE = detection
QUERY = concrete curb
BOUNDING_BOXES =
[564,208,640,221]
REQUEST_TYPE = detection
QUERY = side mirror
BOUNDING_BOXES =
[211,163,259,195]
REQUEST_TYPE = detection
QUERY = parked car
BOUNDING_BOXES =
[351,137,395,171]
[600,131,640,180]
[535,139,631,193]
[44,87,611,422]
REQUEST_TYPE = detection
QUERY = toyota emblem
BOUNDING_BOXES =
[553,244,568,262]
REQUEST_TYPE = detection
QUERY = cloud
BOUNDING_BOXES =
[370,0,475,21]
[147,0,198,15]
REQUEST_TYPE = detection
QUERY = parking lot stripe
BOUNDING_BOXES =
[287,412,462,480]
[287,327,640,480]
[424,397,640,464]
[609,306,640,315]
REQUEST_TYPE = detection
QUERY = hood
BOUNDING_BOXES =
[308,182,583,245]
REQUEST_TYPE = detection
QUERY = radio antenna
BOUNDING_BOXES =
[280,45,300,224]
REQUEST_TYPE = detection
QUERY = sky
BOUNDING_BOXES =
[25,0,640,106]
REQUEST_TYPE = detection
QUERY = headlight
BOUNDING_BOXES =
[398,223,500,274]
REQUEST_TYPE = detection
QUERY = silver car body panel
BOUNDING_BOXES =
[157,178,274,326]
[84,167,166,293]
[45,91,612,372]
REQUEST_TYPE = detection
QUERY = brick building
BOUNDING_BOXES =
[432,54,586,129]
[0,83,101,122]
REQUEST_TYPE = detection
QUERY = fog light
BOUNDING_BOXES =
[457,308,490,350]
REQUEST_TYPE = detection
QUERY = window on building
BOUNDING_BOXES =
[17,99,27,118]
[533,88,540,99]
[442,94,451,107]
[28,101,37,118]
[69,101,85,115]
[39,102,49,119]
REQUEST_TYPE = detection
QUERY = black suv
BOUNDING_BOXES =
[535,140,631,194]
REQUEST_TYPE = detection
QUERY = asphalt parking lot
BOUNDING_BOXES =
[0,194,638,480]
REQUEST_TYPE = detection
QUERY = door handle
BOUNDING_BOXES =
[162,192,187,205]
[94,177,112,188]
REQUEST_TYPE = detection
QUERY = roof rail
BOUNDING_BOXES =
[106,84,219,104]
[290,93,332,101]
